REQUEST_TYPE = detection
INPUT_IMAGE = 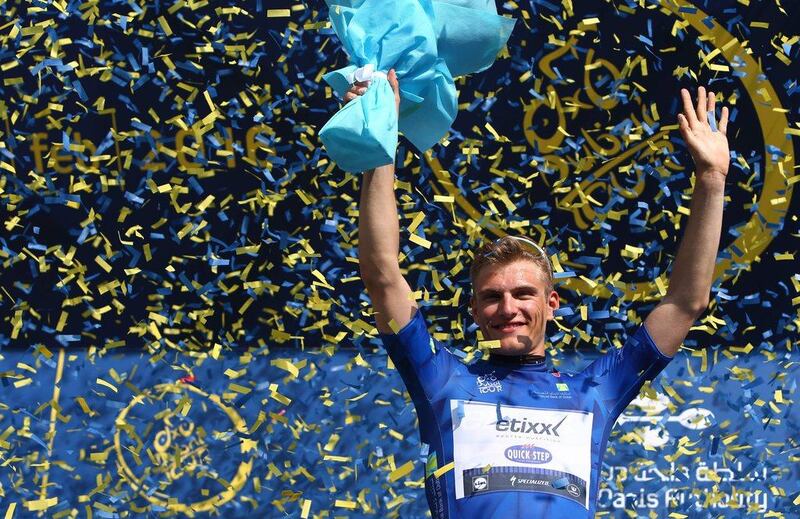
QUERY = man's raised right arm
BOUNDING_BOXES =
[356,70,417,334]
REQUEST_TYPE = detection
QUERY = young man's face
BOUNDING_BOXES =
[470,259,560,356]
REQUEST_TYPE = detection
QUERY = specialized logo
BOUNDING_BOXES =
[476,371,502,394]
[504,444,553,464]
[510,475,550,488]
[496,415,567,436]
[472,476,488,491]
[556,382,569,392]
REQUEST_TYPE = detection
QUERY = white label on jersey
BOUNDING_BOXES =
[450,400,593,508]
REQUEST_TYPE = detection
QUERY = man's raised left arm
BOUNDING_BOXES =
[644,86,730,357]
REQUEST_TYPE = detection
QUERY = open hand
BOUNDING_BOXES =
[678,87,730,180]
[343,68,401,116]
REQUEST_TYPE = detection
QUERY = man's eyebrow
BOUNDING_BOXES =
[477,285,538,297]
[512,285,539,295]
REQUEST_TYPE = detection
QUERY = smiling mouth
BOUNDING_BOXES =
[491,322,526,333]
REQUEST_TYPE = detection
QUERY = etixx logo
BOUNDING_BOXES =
[496,415,567,436]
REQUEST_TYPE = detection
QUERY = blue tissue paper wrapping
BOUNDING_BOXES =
[319,0,514,172]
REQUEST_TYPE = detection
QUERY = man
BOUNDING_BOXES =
[351,71,730,517]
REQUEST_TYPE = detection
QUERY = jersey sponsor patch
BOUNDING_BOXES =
[450,400,593,508]
[476,371,502,393]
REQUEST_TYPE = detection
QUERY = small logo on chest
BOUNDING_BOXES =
[476,372,502,393]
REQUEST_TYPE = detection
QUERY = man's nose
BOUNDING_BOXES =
[498,294,516,316]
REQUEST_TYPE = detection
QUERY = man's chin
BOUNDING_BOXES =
[494,339,533,356]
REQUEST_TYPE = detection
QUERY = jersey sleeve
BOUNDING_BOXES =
[581,324,673,418]
[378,308,457,402]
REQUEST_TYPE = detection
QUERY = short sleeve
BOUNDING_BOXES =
[378,308,457,402]
[581,324,673,418]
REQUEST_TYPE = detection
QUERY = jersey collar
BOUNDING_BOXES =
[485,353,550,371]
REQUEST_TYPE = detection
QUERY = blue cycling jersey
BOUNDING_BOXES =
[380,310,672,519]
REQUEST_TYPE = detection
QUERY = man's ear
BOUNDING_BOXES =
[546,290,560,321]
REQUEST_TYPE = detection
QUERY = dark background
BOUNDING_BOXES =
[1,0,798,356]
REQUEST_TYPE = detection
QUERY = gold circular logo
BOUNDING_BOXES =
[427,1,793,301]
[114,383,254,513]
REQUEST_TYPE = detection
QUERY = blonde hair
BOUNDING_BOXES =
[469,236,553,292]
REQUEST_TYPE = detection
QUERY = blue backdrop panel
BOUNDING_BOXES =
[0,347,797,516]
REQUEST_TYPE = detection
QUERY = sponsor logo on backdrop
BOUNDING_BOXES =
[114,383,254,513]
[425,2,794,302]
